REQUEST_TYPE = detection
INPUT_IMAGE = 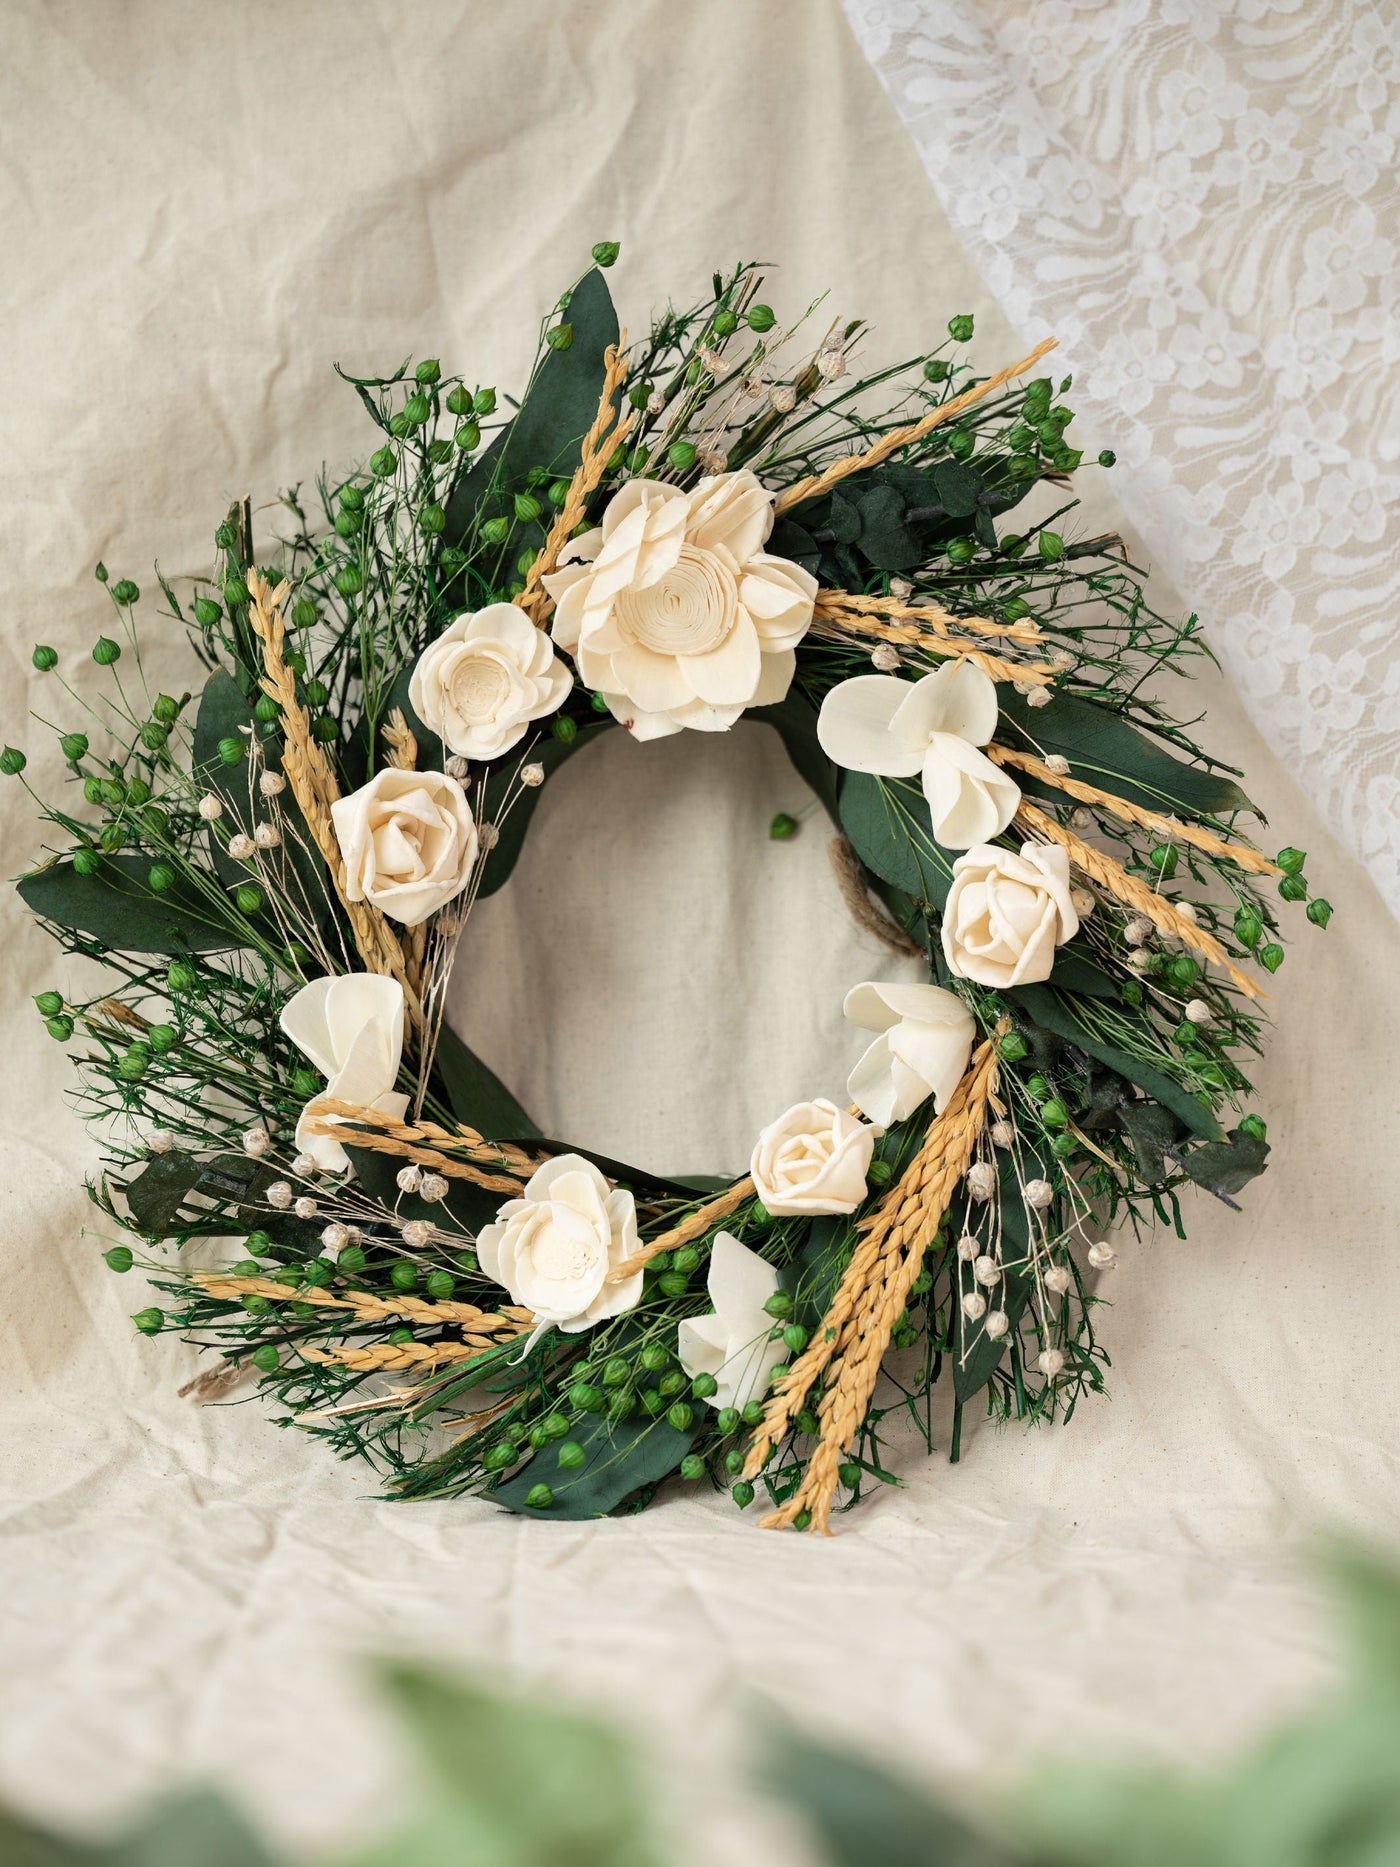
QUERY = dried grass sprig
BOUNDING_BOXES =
[605,1177,756,1285]
[746,1030,1003,1533]
[194,1269,532,1334]
[299,1339,488,1372]
[515,337,634,626]
[299,1099,541,1192]
[988,746,1280,875]
[382,708,419,771]
[773,338,1058,516]
[1014,799,1263,998]
[815,590,1046,647]
[810,611,1057,689]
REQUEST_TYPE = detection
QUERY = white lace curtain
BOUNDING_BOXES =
[840,0,1400,918]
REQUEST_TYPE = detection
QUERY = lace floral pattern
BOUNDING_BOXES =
[841,0,1400,915]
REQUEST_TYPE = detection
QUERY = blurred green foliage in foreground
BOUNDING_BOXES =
[3,1546,1398,1867]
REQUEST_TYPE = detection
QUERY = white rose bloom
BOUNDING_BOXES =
[677,1231,788,1413]
[816,660,1021,848]
[408,603,572,760]
[330,767,478,927]
[843,981,976,1126]
[750,1097,877,1217]
[477,1154,643,1333]
[279,973,410,1174]
[942,841,1081,988]
[540,468,817,740]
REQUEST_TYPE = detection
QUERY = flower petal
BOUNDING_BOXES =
[894,659,1000,746]
[680,613,762,706]
[846,1030,902,1126]
[278,975,338,1077]
[816,675,928,777]
[706,1228,780,1327]
[921,735,1021,848]
[684,469,773,561]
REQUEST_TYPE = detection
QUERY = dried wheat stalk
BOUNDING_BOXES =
[814,589,1046,646]
[382,707,419,771]
[809,612,1056,689]
[194,1269,533,1333]
[605,1177,756,1285]
[773,337,1058,516]
[988,746,1279,874]
[299,1339,489,1372]
[299,1099,541,1191]
[1014,799,1263,997]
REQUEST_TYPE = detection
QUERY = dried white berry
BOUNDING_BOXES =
[478,822,500,849]
[1027,687,1053,708]
[243,1126,271,1158]
[1087,1241,1118,1270]
[1070,886,1095,919]
[871,643,902,672]
[960,1291,986,1321]
[768,383,797,414]
[697,446,728,474]
[1044,1264,1073,1294]
[1124,918,1152,946]
[1037,1347,1067,1378]
[266,1180,293,1210]
[197,794,224,822]
[956,1232,980,1262]
[148,1128,176,1154]
[983,1309,1009,1340]
[1024,1178,1055,1210]
[294,1196,318,1220]
[966,1162,997,1201]
[646,389,667,416]
[291,1153,320,1179]
[258,770,286,798]
[973,1255,1002,1287]
[253,821,281,850]
[990,1120,1016,1149]
[698,346,727,376]
[1176,900,1198,922]
[1127,949,1153,974]
[401,1219,433,1249]
[1050,648,1076,672]
[396,1164,423,1195]
[320,1222,349,1255]
[445,755,470,780]
[1070,807,1094,830]
[816,349,848,380]
[227,833,256,861]
[1185,998,1212,1024]
[519,763,545,788]
[1045,754,1071,776]
[889,579,913,601]
[419,1173,450,1203]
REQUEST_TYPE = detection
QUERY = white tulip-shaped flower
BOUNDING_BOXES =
[677,1231,788,1413]
[540,468,816,740]
[408,604,572,760]
[279,973,410,1174]
[477,1154,643,1334]
[843,981,976,1126]
[816,660,1021,848]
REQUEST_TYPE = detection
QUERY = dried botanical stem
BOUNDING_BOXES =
[829,836,924,958]
[382,708,418,771]
[606,1177,756,1284]
[245,572,422,1024]
[988,746,1280,875]
[299,1339,488,1372]
[774,337,1058,515]
[193,1269,533,1334]
[299,1099,541,1192]
[812,593,1056,687]
[750,1031,1003,1533]
[515,336,634,626]
[177,1357,248,1402]
[815,590,1046,646]
[85,998,151,1034]
[1014,799,1263,998]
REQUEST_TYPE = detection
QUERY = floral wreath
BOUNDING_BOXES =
[12,251,1330,1530]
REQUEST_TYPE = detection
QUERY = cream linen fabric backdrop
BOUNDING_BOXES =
[2,1,1398,1858]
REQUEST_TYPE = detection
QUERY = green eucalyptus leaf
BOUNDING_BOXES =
[18,857,240,955]
[997,688,1253,820]
[433,1021,541,1140]
[1179,1127,1271,1200]
[118,1150,319,1252]
[839,772,955,908]
[933,459,983,519]
[1121,1101,1182,1180]
[854,482,923,571]
[493,1410,695,1521]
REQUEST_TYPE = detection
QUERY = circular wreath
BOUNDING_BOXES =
[12,250,1329,1530]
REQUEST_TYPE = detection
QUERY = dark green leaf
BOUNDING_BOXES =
[342,1135,500,1236]
[933,459,983,519]
[118,1150,320,1252]
[854,483,923,571]
[998,689,1253,819]
[839,772,955,908]
[1179,1127,1270,1200]
[952,1150,1042,1404]
[1009,984,1221,1140]
[493,1410,695,1520]
[1121,1101,1181,1180]
[751,688,840,825]
[18,857,240,955]
[785,1215,856,1329]
[433,1021,540,1140]
[828,492,861,545]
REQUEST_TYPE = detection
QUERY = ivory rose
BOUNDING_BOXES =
[677,1231,789,1413]
[750,1097,877,1216]
[477,1154,643,1333]
[843,980,976,1126]
[941,841,1080,987]
[279,973,409,1173]
[330,767,478,927]
[816,659,1021,848]
[540,468,817,739]
[408,603,571,760]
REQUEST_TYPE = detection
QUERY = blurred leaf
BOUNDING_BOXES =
[107,1795,281,1867]
[17,857,241,956]
[360,1666,661,1867]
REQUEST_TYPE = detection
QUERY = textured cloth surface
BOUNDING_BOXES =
[2,2,1398,1859]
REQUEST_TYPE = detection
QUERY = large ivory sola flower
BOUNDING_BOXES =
[408,603,571,760]
[750,1097,877,1216]
[816,660,1021,848]
[477,1154,643,1334]
[677,1231,789,1413]
[843,981,976,1126]
[279,973,409,1173]
[540,468,817,740]
[942,841,1080,987]
[331,767,478,927]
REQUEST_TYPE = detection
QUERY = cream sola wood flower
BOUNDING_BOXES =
[279,973,410,1174]
[842,981,976,1126]
[816,659,1021,848]
[750,1098,877,1216]
[408,603,572,759]
[477,1154,643,1334]
[330,765,478,927]
[540,468,817,738]
[677,1231,790,1413]
[942,841,1080,987]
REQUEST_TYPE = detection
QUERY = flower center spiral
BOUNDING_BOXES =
[449,653,511,721]
[615,544,736,657]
